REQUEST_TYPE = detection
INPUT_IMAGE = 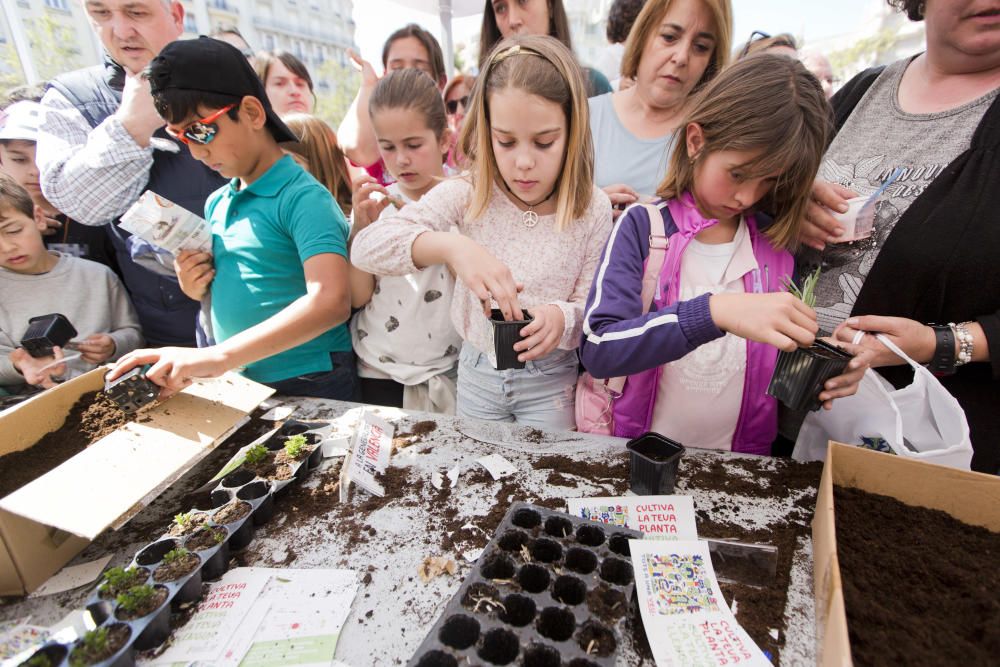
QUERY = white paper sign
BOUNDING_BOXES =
[476,454,517,480]
[120,190,213,256]
[346,412,394,497]
[566,495,698,540]
[630,540,771,667]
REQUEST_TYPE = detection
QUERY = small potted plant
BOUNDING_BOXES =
[282,434,308,460]
[489,308,534,370]
[114,584,167,621]
[68,625,131,667]
[19,643,66,667]
[766,269,852,412]
[98,566,148,600]
[185,526,230,580]
[168,511,207,537]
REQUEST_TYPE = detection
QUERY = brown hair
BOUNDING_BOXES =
[657,53,831,250]
[369,68,448,141]
[0,174,34,219]
[382,24,447,88]
[739,32,797,58]
[478,0,574,69]
[280,114,353,216]
[444,74,475,105]
[887,0,924,21]
[254,51,315,96]
[621,0,732,89]
[607,0,646,44]
[461,35,593,231]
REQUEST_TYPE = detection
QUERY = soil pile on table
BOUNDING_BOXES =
[0,390,129,498]
[834,485,1000,666]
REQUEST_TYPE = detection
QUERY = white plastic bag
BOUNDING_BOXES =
[793,335,972,470]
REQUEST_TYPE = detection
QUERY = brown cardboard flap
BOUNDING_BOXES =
[0,510,89,595]
[0,373,272,539]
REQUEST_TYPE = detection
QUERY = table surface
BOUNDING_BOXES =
[1,399,817,666]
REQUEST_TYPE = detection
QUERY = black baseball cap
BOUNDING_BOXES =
[147,36,297,143]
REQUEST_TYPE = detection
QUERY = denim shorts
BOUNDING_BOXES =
[264,351,360,401]
[456,343,578,431]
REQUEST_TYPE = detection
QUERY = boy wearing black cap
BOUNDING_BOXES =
[108,37,355,399]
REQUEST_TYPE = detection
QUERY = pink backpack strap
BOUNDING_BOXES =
[606,203,669,394]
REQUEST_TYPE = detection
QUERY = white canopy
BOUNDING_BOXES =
[387,0,484,76]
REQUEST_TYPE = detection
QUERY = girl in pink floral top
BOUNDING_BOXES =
[352,36,612,430]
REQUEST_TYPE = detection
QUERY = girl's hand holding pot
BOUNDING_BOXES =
[816,339,872,409]
[709,292,818,352]
[514,304,564,362]
[446,236,524,321]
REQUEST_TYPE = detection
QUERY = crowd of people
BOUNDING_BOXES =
[0,0,996,474]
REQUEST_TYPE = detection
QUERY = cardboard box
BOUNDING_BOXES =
[0,368,273,595]
[812,443,1000,666]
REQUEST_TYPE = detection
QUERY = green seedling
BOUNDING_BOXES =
[163,547,190,565]
[284,434,308,459]
[244,443,269,466]
[782,267,821,308]
[214,529,226,544]
[99,566,141,597]
[174,512,192,529]
[70,627,109,667]
[116,584,157,615]
[25,653,53,667]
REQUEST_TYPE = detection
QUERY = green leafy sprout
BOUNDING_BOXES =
[25,653,53,667]
[99,566,141,596]
[284,434,308,459]
[214,528,226,544]
[163,547,190,565]
[244,443,269,466]
[116,584,156,614]
[782,267,822,308]
[174,512,192,529]
[70,627,109,666]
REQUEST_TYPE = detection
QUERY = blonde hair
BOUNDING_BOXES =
[281,114,353,216]
[621,0,732,89]
[657,53,831,250]
[459,35,593,231]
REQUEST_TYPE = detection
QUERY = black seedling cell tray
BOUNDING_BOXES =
[31,420,330,666]
[409,502,643,667]
[103,365,158,414]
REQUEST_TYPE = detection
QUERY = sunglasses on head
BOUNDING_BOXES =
[739,30,771,58]
[446,96,469,115]
[166,104,236,145]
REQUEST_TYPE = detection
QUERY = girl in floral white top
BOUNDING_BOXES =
[352,35,612,430]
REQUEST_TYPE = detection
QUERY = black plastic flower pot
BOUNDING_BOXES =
[199,540,230,581]
[490,308,534,371]
[125,588,172,651]
[766,339,851,412]
[68,623,133,667]
[306,443,323,469]
[18,641,67,666]
[237,481,275,525]
[626,432,685,495]
[184,527,230,581]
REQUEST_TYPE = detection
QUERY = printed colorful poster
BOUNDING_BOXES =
[566,495,698,539]
[629,539,771,667]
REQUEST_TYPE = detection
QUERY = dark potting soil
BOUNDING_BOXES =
[167,512,208,538]
[587,583,628,624]
[0,390,129,498]
[98,567,149,600]
[244,454,293,481]
[184,527,227,552]
[834,485,1000,667]
[68,623,130,666]
[212,500,252,525]
[274,445,314,466]
[152,551,201,583]
[115,586,168,621]
[533,454,630,490]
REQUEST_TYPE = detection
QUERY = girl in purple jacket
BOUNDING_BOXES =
[580,54,867,454]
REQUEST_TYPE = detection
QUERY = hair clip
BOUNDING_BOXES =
[491,43,543,66]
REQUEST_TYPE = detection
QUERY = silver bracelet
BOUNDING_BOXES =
[949,322,974,366]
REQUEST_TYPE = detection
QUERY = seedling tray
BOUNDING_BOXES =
[408,502,643,667]
[21,420,327,667]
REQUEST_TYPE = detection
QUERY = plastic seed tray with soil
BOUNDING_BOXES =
[0,390,129,499]
[114,585,169,622]
[151,550,201,584]
[97,567,149,601]
[183,527,227,552]
[834,485,1000,667]
[409,502,642,667]
[167,512,208,538]
[66,624,131,667]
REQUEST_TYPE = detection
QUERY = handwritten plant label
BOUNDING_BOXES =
[630,539,771,667]
[347,412,393,497]
[566,495,697,540]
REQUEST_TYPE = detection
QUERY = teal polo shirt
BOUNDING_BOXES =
[205,155,350,383]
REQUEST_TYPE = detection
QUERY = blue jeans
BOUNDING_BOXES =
[265,351,360,401]
[456,343,578,430]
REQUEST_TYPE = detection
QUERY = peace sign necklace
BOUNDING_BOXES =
[503,180,558,228]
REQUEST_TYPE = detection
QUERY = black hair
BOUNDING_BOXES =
[887,0,923,21]
[0,174,35,219]
[150,88,242,125]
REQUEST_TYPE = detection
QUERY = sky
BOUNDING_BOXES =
[352,0,882,74]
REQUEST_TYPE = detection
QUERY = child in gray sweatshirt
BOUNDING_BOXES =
[0,176,142,391]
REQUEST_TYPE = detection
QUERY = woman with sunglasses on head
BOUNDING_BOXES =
[589,0,732,218]
[443,74,474,169]
[479,0,613,98]
[737,31,797,59]
[791,0,1000,474]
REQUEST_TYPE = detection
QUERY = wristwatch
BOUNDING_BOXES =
[928,324,956,375]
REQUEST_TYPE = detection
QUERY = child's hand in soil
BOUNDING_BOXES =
[709,292,818,352]
[10,346,66,388]
[514,305,565,362]
[76,334,117,364]
[109,347,228,399]
[174,250,215,301]
[350,175,392,238]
